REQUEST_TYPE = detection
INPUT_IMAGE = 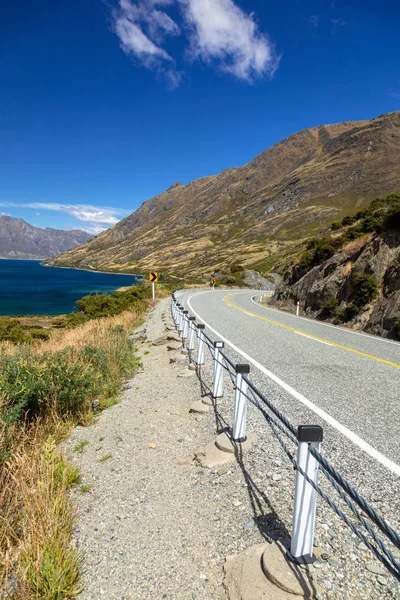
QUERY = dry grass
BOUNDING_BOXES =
[0,306,150,599]
[0,419,81,600]
[0,310,140,359]
[340,261,353,277]
[342,234,373,257]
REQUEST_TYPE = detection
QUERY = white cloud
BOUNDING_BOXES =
[114,15,172,62]
[111,0,278,85]
[112,0,181,87]
[0,202,129,233]
[181,0,278,81]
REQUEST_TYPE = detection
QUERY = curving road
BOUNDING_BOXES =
[183,289,400,479]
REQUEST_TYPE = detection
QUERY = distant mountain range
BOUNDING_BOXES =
[45,111,400,277]
[0,216,92,259]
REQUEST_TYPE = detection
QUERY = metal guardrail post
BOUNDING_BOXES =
[181,310,189,341]
[289,425,323,564]
[172,298,177,323]
[177,306,184,333]
[187,317,196,352]
[196,324,205,366]
[213,341,224,399]
[232,364,250,442]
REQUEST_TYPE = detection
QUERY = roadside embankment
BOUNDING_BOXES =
[0,300,149,598]
[64,297,400,600]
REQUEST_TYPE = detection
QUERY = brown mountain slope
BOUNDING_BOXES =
[0,217,92,259]
[46,111,400,276]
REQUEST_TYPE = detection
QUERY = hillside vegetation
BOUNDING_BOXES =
[0,284,153,598]
[273,194,400,338]
[45,111,400,278]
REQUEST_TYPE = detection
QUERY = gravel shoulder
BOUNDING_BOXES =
[64,298,400,600]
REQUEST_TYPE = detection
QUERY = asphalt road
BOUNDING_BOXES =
[183,289,400,477]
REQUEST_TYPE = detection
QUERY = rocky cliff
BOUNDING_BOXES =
[273,226,400,339]
[0,217,92,259]
[45,111,400,277]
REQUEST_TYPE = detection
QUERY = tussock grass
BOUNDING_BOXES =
[0,304,150,598]
[0,422,81,600]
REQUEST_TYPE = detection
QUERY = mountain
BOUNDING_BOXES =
[0,217,92,259]
[45,111,400,277]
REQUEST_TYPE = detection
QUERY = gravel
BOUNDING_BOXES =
[63,297,400,600]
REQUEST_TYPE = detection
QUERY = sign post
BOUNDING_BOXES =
[149,272,158,299]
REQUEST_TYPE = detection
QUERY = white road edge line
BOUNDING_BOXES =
[249,295,400,347]
[187,291,400,477]
[294,332,333,346]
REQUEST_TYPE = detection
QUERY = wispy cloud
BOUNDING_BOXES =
[330,17,346,34]
[112,0,182,88]
[0,202,130,234]
[306,15,320,29]
[390,91,400,100]
[111,0,278,86]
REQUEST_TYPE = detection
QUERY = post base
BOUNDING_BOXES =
[189,400,209,414]
[201,396,214,406]
[225,541,321,600]
[215,430,255,454]
[286,550,317,565]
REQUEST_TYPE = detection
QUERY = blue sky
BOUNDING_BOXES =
[1,0,399,234]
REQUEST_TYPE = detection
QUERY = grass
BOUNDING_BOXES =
[73,440,89,453]
[79,484,93,494]
[99,396,121,410]
[0,294,151,598]
[0,425,83,600]
[98,454,112,463]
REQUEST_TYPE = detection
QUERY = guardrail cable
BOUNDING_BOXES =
[244,382,400,580]
[244,377,297,438]
[295,456,400,581]
[172,298,400,581]
[308,446,400,551]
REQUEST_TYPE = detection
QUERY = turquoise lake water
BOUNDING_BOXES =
[0,260,142,315]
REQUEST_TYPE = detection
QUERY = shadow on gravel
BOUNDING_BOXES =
[196,365,230,433]
[234,438,289,543]
[181,320,318,597]
[194,359,288,542]
[223,430,319,597]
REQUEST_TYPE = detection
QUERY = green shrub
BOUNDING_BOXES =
[0,318,28,343]
[298,236,340,273]
[65,283,150,327]
[294,193,400,282]
[29,329,50,341]
[352,272,378,308]
[321,294,339,316]
[341,215,354,227]
[0,347,99,428]
[0,319,51,343]
[335,303,361,322]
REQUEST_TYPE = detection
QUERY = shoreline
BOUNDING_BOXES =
[0,257,43,261]
[0,262,144,319]
[41,261,143,279]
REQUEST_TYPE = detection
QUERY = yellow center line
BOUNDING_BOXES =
[223,293,400,370]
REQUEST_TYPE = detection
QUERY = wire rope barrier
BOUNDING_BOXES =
[171,293,400,581]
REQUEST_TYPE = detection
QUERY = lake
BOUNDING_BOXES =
[0,260,142,316]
